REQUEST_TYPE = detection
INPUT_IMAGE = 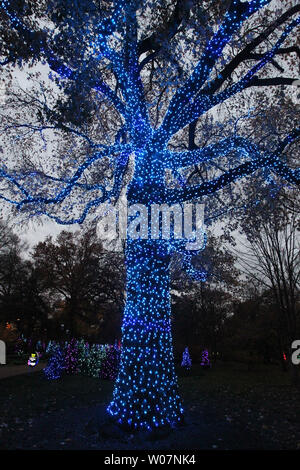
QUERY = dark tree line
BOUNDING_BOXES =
[0,222,125,342]
[234,191,300,383]
[0,216,298,376]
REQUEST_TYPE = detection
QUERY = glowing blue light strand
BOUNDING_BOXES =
[0,0,127,117]
[162,14,300,139]
[107,239,184,430]
[0,145,130,209]
[162,0,273,130]
[166,136,255,170]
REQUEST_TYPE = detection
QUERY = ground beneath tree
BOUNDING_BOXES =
[0,362,299,450]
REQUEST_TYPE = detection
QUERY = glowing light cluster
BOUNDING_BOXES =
[43,345,65,380]
[200,349,211,368]
[100,344,120,381]
[181,347,192,370]
[107,239,184,430]
[64,338,79,375]
[27,352,39,367]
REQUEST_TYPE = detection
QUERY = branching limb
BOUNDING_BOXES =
[168,16,300,135]
[119,4,151,138]
[167,155,299,204]
[1,122,107,150]
[204,4,300,95]
[35,193,111,226]
[160,0,273,133]
[23,151,132,226]
[213,16,300,100]
[244,77,298,87]
[97,0,125,37]
[0,144,130,208]
[165,136,254,170]
[166,129,300,204]
[47,55,126,116]
[137,0,192,70]
[0,0,126,117]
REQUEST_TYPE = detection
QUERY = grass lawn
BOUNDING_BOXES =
[0,361,299,450]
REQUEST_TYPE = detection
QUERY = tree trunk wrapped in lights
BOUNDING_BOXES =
[0,0,299,430]
[108,239,183,429]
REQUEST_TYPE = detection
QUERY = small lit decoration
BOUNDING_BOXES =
[76,339,90,375]
[43,345,65,380]
[27,352,39,367]
[101,344,120,381]
[46,340,58,356]
[200,349,211,368]
[86,344,107,378]
[64,338,78,375]
[283,352,287,362]
[181,347,192,370]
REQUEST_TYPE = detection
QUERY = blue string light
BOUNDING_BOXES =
[107,239,184,430]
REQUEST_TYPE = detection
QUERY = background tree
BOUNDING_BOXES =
[234,194,300,383]
[222,281,282,368]
[172,234,239,358]
[0,0,299,430]
[32,228,124,338]
[0,219,48,338]
[0,221,24,322]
